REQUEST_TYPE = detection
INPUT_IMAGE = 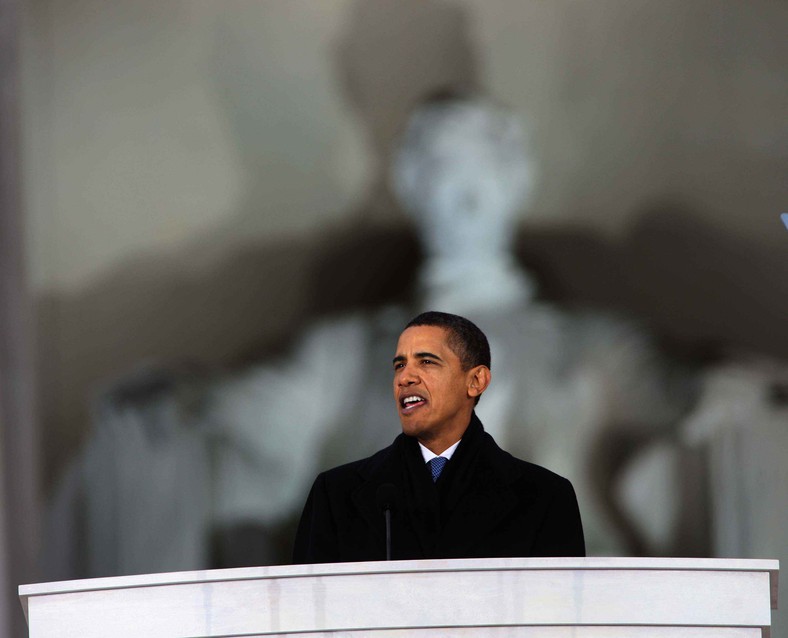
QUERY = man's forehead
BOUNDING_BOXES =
[395,325,454,355]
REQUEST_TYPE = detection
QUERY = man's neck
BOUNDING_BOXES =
[417,414,473,455]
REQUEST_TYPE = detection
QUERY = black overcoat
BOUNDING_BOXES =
[292,413,585,563]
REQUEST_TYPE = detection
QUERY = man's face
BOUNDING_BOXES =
[392,325,474,445]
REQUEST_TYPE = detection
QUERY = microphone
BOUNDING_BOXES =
[375,483,399,561]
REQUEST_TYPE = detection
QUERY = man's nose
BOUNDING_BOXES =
[398,364,419,385]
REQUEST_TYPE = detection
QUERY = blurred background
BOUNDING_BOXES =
[1,0,787,636]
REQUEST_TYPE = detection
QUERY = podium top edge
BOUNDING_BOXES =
[19,556,779,598]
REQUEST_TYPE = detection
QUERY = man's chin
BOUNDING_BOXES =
[399,418,425,438]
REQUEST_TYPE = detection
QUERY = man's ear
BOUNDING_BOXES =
[467,366,491,399]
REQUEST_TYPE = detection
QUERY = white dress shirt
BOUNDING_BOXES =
[418,439,461,464]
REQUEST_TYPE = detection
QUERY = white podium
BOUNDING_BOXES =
[19,557,779,637]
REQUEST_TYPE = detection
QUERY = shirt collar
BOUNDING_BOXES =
[418,438,461,464]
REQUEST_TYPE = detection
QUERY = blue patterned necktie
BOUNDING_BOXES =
[429,456,448,483]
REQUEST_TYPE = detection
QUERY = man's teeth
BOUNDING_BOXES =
[403,396,424,405]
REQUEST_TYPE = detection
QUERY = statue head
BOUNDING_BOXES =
[391,94,536,263]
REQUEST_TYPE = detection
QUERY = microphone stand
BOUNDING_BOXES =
[384,507,392,561]
[376,483,398,561]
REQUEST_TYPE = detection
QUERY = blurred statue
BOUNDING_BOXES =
[680,360,788,561]
[391,95,696,554]
[392,95,536,314]
[42,368,214,578]
[617,356,788,637]
[45,95,699,578]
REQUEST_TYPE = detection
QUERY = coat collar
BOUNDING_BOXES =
[436,413,525,556]
[350,412,529,559]
[351,429,438,558]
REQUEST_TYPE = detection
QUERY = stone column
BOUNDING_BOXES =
[0,0,40,634]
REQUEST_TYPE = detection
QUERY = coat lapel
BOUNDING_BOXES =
[438,468,520,556]
[437,416,527,557]
[350,434,439,559]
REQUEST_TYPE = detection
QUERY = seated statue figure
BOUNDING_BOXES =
[45,95,698,578]
[389,95,696,555]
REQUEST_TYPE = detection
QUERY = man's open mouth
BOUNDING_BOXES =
[400,394,427,412]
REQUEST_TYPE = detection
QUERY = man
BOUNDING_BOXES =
[292,311,585,563]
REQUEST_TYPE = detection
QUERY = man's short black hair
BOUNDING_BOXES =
[405,311,491,372]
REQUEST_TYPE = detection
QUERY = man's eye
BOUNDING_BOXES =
[421,359,434,365]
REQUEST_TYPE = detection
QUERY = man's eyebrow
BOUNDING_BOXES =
[392,352,445,365]
[415,351,443,361]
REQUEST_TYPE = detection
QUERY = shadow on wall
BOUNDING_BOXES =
[35,228,422,486]
[38,202,788,501]
[518,200,788,362]
[36,0,478,489]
